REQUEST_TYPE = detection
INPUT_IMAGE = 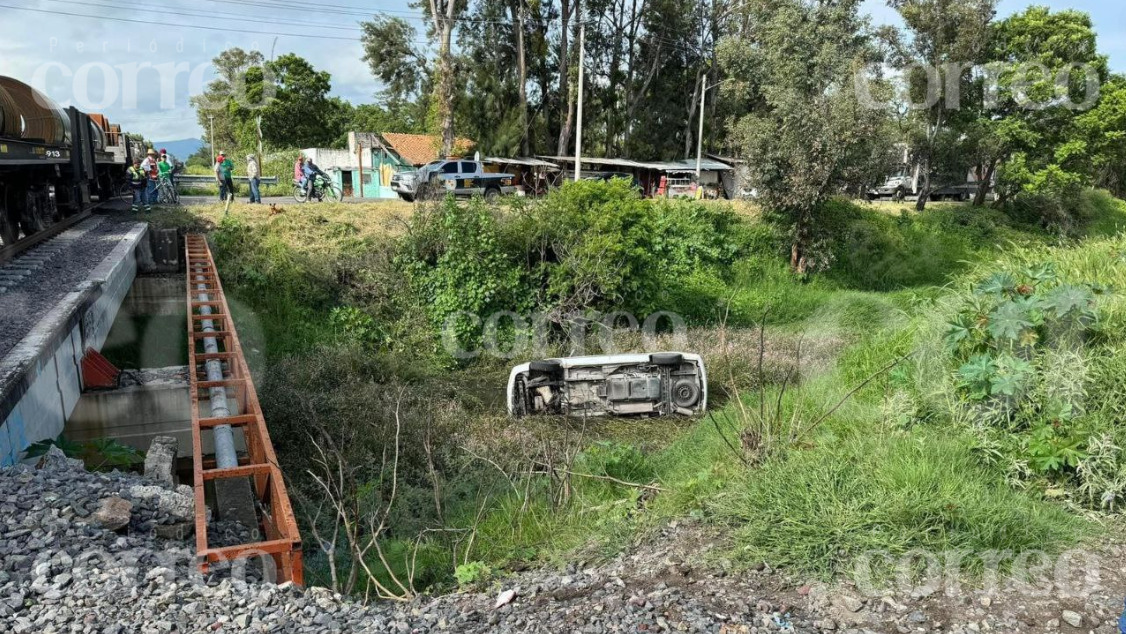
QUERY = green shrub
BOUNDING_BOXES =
[577,441,655,484]
[454,561,492,587]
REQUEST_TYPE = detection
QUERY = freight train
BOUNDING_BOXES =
[0,75,143,247]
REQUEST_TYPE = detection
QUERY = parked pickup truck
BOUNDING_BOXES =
[507,352,707,419]
[392,159,516,202]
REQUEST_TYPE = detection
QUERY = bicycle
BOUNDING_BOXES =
[293,174,343,203]
[155,177,180,205]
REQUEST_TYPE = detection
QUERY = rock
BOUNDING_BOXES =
[35,445,82,471]
[834,595,865,613]
[143,437,178,486]
[90,496,132,531]
[1061,610,1082,628]
[494,589,516,609]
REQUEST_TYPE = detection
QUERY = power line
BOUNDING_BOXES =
[44,0,367,32]
[0,3,363,41]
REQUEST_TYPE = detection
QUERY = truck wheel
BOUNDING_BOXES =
[528,360,562,374]
[672,379,701,408]
[484,187,500,202]
[649,353,683,366]
[398,193,414,203]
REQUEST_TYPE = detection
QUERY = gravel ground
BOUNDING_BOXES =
[5,452,1126,633]
[0,212,143,360]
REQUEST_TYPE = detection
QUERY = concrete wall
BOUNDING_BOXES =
[68,379,245,457]
[0,223,148,466]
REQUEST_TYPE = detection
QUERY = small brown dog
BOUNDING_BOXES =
[269,203,284,216]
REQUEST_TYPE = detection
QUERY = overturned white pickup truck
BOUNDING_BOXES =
[507,352,707,418]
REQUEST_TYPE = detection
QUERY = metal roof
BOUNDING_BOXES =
[537,155,650,169]
[536,156,733,172]
[482,156,561,169]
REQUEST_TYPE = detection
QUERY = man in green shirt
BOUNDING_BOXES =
[215,152,235,202]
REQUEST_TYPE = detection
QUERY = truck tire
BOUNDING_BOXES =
[398,193,414,203]
[528,360,562,374]
[649,353,683,366]
[484,187,500,202]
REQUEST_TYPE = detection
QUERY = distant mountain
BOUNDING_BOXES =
[153,138,204,160]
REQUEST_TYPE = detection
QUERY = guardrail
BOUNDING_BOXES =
[175,175,279,188]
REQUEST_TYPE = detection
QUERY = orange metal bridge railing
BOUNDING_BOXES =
[185,234,303,585]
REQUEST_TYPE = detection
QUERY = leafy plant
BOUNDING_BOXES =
[577,441,654,484]
[453,561,492,587]
[329,306,389,349]
[1026,423,1088,474]
[24,435,145,472]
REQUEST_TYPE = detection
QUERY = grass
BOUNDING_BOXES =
[712,429,1087,578]
[156,187,1126,591]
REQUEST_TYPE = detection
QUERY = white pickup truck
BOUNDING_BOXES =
[391,159,515,202]
[507,352,707,419]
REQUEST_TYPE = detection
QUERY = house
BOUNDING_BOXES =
[301,132,477,200]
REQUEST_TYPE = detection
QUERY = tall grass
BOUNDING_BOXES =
[710,429,1086,578]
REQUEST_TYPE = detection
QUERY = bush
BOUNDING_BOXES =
[577,441,655,484]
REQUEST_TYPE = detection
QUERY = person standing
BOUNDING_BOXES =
[247,154,262,204]
[127,158,146,213]
[140,148,159,212]
[214,153,225,202]
[216,152,235,202]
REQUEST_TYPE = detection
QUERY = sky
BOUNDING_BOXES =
[0,0,1122,142]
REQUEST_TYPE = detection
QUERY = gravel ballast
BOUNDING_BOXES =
[4,448,1126,633]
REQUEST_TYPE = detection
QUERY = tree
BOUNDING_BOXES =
[191,48,265,155]
[887,0,997,210]
[1076,75,1126,197]
[720,0,889,274]
[254,54,349,148]
[981,7,1108,218]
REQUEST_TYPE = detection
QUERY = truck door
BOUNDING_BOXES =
[439,160,459,193]
[459,161,479,194]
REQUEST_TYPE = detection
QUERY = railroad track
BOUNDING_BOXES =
[0,202,110,265]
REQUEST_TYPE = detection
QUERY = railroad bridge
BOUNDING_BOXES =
[0,211,303,583]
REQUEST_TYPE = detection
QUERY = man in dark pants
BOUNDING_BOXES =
[215,152,235,202]
[247,154,261,203]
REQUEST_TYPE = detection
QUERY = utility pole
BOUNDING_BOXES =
[209,115,215,159]
[573,18,585,183]
[696,76,707,180]
[696,77,732,180]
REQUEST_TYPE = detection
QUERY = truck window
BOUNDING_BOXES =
[460,161,477,173]
[441,162,459,174]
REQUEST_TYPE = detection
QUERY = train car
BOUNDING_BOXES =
[0,75,136,247]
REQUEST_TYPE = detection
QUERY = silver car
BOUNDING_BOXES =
[507,352,707,418]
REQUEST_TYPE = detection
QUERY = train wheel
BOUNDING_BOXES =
[0,207,17,245]
[19,191,47,236]
[0,186,19,245]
